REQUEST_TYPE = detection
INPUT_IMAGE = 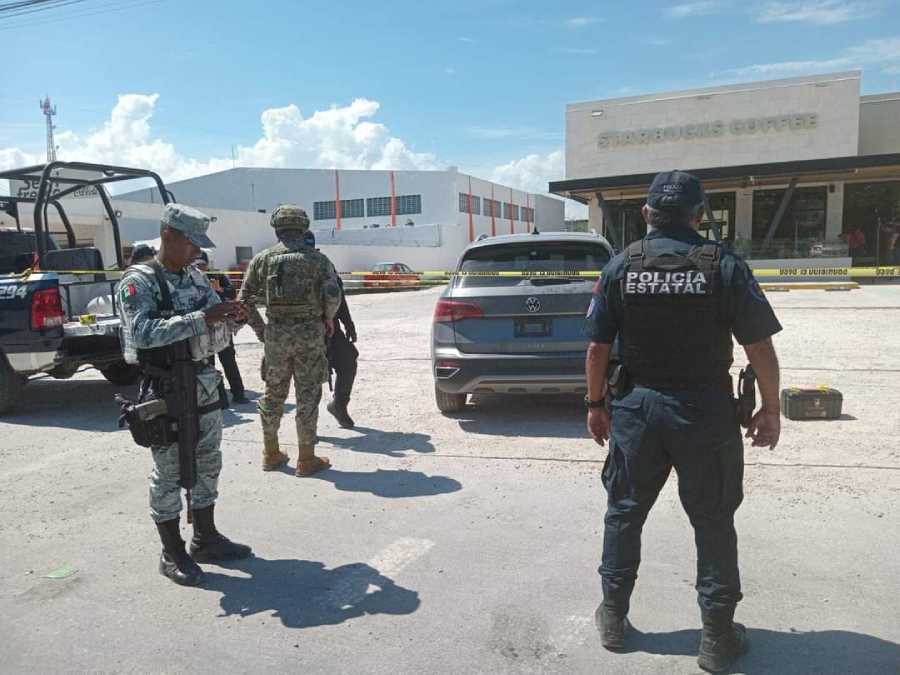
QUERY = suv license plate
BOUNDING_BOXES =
[515,317,551,338]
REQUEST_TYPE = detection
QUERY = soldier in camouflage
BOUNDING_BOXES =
[118,203,252,587]
[239,204,343,476]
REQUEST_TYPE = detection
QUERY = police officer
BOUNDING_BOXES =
[303,230,359,429]
[118,204,252,587]
[128,242,156,266]
[239,205,342,475]
[193,250,249,405]
[585,171,782,673]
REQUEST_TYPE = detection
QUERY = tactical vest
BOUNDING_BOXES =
[135,261,225,413]
[265,244,321,318]
[621,238,733,385]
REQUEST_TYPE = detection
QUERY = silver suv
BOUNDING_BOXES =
[431,231,614,413]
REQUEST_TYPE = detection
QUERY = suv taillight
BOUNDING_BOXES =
[31,288,65,330]
[433,299,483,322]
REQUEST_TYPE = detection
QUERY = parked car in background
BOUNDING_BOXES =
[431,231,614,413]
[363,261,421,288]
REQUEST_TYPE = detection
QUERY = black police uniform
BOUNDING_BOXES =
[207,271,246,402]
[587,224,782,621]
[327,277,358,420]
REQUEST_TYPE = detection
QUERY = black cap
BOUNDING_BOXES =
[646,170,705,211]
[130,243,156,260]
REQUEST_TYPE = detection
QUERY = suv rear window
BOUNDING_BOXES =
[456,241,610,287]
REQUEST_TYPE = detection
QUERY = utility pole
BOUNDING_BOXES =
[40,95,57,162]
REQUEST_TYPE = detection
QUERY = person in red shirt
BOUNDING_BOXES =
[843,226,866,261]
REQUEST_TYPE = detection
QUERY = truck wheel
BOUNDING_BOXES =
[100,361,142,386]
[0,357,22,415]
[435,383,466,414]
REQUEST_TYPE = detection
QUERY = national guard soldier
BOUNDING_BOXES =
[239,205,342,475]
[118,204,252,587]
[584,171,782,672]
[303,230,359,429]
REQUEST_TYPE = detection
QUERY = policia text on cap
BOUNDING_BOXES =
[584,170,782,673]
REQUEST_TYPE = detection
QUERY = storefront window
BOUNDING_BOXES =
[699,192,736,245]
[751,186,827,258]
[604,199,645,251]
[844,181,900,265]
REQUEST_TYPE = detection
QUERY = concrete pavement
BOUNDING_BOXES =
[1,285,898,673]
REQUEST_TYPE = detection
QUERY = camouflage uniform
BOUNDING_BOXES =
[118,203,250,587]
[120,248,230,522]
[239,205,342,475]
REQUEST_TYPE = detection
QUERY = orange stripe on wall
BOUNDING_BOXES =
[335,169,342,231]
[490,183,496,236]
[467,176,475,242]
[390,170,397,227]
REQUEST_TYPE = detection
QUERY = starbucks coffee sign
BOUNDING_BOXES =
[597,112,819,149]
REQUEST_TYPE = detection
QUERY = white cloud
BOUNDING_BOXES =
[0,94,439,181]
[457,36,474,43]
[757,1,877,25]
[564,16,602,29]
[1,94,584,220]
[665,1,723,19]
[724,36,900,78]
[490,150,586,220]
[444,67,457,75]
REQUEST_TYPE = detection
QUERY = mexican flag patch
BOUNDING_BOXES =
[120,284,137,303]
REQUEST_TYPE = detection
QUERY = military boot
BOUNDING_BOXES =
[189,504,252,562]
[594,604,629,652]
[261,433,289,471]
[697,609,749,673]
[327,397,355,429]
[155,518,204,586]
[296,444,331,476]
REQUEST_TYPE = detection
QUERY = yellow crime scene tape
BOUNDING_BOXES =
[12,265,900,280]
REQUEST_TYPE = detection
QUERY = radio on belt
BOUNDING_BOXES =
[780,387,843,420]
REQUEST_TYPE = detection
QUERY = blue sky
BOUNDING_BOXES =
[1,0,899,202]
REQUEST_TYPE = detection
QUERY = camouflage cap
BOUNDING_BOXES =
[270,203,310,232]
[161,203,215,248]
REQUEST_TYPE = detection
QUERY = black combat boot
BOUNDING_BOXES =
[697,608,749,673]
[594,604,629,651]
[155,518,204,586]
[327,397,355,429]
[189,504,252,562]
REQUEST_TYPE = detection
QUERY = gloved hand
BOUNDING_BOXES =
[346,322,358,343]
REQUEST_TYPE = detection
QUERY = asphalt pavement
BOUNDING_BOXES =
[1,285,898,674]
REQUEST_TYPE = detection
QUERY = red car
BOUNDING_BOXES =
[363,262,420,288]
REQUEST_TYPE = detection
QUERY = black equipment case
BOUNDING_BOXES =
[780,387,843,420]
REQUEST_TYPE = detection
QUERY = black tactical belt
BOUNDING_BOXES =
[632,377,731,392]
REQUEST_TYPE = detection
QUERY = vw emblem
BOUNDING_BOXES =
[525,297,541,313]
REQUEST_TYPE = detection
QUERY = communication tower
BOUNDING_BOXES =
[40,95,57,162]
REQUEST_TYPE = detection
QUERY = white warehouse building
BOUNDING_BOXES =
[115,167,565,272]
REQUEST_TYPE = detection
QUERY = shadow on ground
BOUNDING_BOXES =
[627,625,900,674]
[305,467,462,498]
[318,426,435,457]
[2,375,129,431]
[201,556,420,629]
[454,394,587,439]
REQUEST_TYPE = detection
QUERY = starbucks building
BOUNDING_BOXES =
[550,71,900,267]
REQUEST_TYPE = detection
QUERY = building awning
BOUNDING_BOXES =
[549,153,900,203]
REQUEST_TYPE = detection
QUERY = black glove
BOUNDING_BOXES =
[346,322,358,343]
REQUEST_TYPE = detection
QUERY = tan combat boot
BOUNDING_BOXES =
[262,434,290,471]
[296,444,331,476]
